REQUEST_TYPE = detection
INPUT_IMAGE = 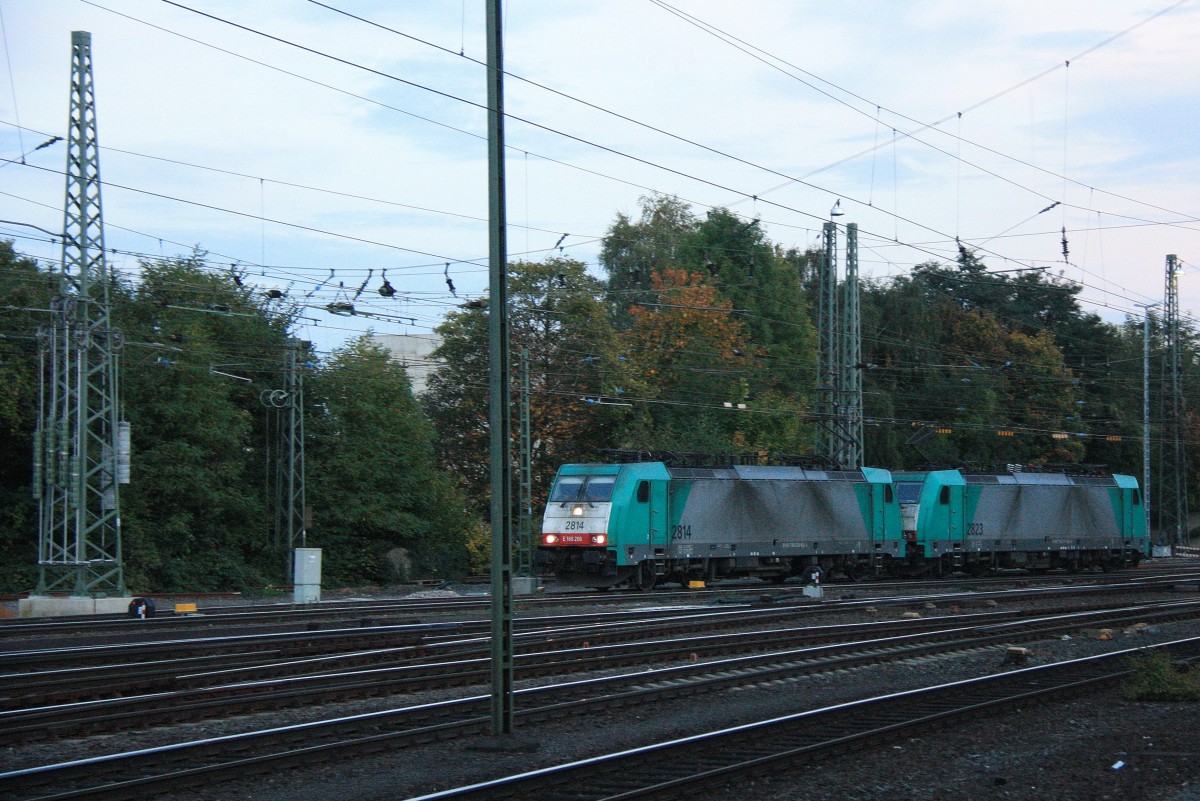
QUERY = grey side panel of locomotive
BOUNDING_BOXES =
[669,479,872,560]
[967,484,1121,552]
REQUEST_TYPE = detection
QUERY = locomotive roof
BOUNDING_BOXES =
[666,465,887,482]
[962,472,1124,487]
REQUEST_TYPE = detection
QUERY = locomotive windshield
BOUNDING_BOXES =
[550,477,585,502]
[550,475,616,503]
[582,476,615,501]
[896,482,922,504]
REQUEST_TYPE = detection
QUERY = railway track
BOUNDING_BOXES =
[4,563,1197,649]
[0,598,1038,714]
[3,599,1198,800]
[6,572,1191,675]
[1,576,1189,711]
[7,597,1199,742]
[405,636,1200,801]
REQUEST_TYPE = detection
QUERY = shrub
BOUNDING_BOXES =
[1125,651,1200,701]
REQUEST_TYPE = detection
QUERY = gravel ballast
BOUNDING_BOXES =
[257,626,1200,801]
[6,584,1200,801]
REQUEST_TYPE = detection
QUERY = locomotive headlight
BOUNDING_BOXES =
[544,534,558,545]
[593,534,607,545]
[571,504,585,516]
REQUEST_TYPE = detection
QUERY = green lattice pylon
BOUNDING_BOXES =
[35,31,127,597]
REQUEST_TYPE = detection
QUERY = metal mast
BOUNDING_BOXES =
[266,338,307,578]
[486,0,515,737]
[34,31,127,597]
[1136,302,1159,543]
[284,340,307,561]
[517,347,533,578]
[813,221,839,462]
[1160,254,1188,546]
[838,223,863,469]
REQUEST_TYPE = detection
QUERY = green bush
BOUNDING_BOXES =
[1125,651,1200,701]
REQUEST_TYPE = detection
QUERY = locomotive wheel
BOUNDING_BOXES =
[635,562,658,591]
[843,563,867,582]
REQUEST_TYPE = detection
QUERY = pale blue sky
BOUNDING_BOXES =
[2,0,1197,354]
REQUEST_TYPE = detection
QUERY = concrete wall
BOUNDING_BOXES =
[19,596,133,617]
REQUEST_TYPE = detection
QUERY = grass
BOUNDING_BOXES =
[1125,651,1200,701]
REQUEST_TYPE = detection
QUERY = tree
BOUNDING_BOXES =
[861,262,1083,468]
[307,336,475,583]
[115,254,293,590]
[0,242,58,592]
[689,208,814,453]
[511,259,625,484]
[600,197,817,456]
[424,258,620,517]
[616,268,757,452]
[601,194,698,322]
[941,310,1082,466]
[858,274,949,466]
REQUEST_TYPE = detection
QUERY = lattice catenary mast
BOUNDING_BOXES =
[263,338,308,579]
[516,347,533,578]
[838,223,863,470]
[813,222,839,461]
[34,32,129,596]
[812,219,863,469]
[1160,254,1188,546]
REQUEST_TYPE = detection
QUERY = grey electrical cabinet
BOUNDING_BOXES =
[293,548,322,603]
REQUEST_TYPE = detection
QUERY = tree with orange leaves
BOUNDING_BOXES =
[616,268,763,452]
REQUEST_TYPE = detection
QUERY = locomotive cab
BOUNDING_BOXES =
[538,465,620,586]
[542,471,616,545]
[538,462,672,589]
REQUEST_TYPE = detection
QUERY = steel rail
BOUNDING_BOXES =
[2,586,1188,713]
[2,580,1194,710]
[404,636,1200,801]
[6,597,1199,744]
[4,604,1199,800]
[3,564,1194,644]
[2,602,755,672]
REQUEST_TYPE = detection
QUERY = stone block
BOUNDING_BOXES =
[19,596,134,618]
[511,576,538,596]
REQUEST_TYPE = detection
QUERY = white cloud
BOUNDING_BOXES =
[0,0,1196,352]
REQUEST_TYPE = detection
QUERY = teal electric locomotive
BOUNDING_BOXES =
[893,470,1146,574]
[539,462,901,589]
